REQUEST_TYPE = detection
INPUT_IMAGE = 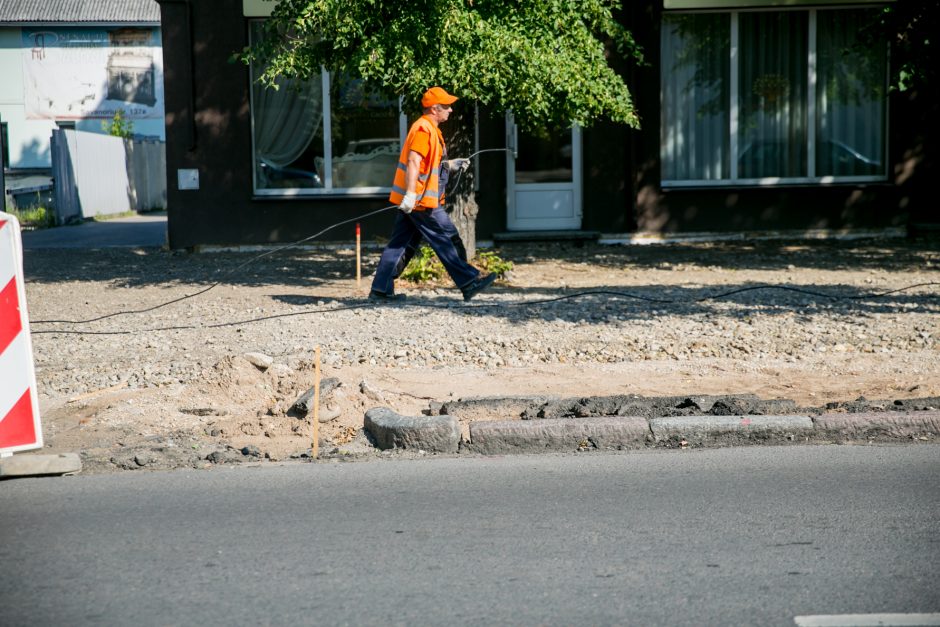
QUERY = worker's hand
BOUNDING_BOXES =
[399,191,417,214]
[446,158,470,172]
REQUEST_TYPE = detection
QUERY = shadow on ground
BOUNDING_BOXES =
[22,239,940,329]
[263,283,940,327]
[23,239,940,289]
[502,239,940,273]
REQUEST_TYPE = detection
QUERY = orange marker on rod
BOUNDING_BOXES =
[356,223,361,289]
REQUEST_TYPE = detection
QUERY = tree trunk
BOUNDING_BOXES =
[449,192,478,262]
[446,105,478,261]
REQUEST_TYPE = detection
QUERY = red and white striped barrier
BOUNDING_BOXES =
[0,212,42,456]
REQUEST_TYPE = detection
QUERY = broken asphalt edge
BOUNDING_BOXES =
[365,408,940,456]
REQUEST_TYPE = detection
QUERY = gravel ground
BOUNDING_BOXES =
[20,237,940,471]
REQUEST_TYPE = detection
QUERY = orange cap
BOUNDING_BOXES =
[421,86,458,108]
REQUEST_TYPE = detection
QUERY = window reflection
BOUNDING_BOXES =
[248,22,401,193]
[515,125,573,184]
[328,77,400,189]
[660,9,886,184]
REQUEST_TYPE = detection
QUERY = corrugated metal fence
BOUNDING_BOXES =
[52,129,166,224]
[125,138,167,212]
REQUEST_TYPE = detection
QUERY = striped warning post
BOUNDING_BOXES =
[0,212,43,455]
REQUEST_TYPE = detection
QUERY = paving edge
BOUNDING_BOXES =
[0,453,82,478]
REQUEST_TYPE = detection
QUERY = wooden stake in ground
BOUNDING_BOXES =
[312,346,321,459]
[356,222,361,289]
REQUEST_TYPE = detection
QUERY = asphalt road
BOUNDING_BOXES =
[20,212,166,248]
[1,445,938,626]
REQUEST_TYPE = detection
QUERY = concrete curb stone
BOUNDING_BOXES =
[364,407,461,453]
[814,410,940,439]
[650,415,814,445]
[360,405,940,459]
[0,453,82,477]
[464,417,650,454]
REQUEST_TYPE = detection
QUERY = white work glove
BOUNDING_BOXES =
[445,158,470,173]
[399,191,417,214]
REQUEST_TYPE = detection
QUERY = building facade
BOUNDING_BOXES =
[157,0,935,249]
[0,0,164,201]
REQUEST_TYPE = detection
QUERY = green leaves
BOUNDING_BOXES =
[102,109,134,138]
[400,245,446,283]
[856,0,939,93]
[241,0,642,129]
[398,246,513,283]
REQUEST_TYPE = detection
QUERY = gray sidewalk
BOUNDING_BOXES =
[21,212,167,249]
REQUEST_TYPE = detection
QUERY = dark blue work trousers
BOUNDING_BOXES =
[371,206,479,295]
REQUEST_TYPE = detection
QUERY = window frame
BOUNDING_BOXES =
[247,21,407,198]
[660,6,890,189]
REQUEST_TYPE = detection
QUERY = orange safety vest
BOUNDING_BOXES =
[389,116,446,210]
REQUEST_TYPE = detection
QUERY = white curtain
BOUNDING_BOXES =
[662,9,885,183]
[738,11,808,179]
[252,74,322,169]
[815,9,886,177]
[250,21,323,177]
[661,13,730,181]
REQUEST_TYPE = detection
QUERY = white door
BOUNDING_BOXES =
[506,113,582,231]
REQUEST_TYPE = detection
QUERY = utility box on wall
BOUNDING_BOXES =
[177,169,199,190]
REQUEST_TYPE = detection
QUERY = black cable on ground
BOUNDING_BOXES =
[690,282,940,302]
[31,148,512,327]
[31,204,398,325]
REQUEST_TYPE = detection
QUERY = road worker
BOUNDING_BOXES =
[369,87,496,302]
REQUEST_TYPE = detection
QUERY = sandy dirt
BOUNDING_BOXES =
[20,237,940,471]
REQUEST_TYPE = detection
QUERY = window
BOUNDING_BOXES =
[661,8,887,186]
[248,22,404,196]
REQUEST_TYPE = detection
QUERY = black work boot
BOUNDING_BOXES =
[461,273,497,302]
[368,290,407,302]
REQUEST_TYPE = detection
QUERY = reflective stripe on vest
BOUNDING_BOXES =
[389,116,445,210]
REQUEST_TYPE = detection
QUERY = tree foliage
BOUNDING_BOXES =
[242,0,642,130]
[859,0,939,93]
